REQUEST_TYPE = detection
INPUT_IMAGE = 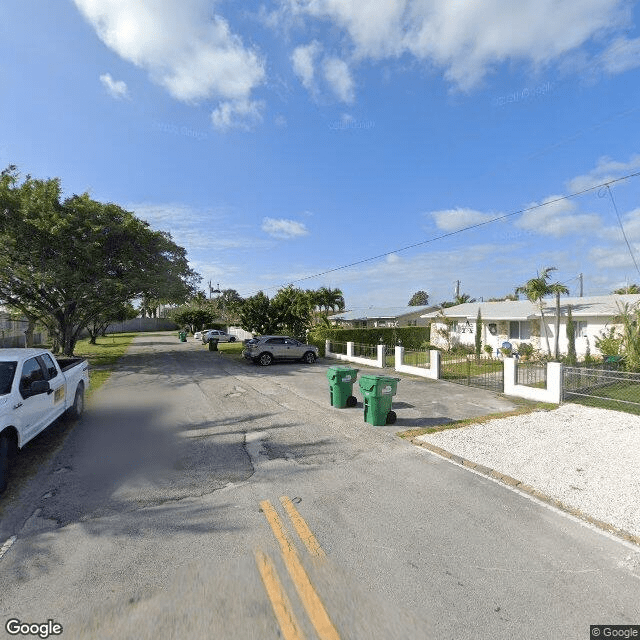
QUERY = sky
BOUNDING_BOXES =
[3,1,640,310]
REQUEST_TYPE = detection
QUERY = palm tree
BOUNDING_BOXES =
[515,267,560,355]
[549,280,570,359]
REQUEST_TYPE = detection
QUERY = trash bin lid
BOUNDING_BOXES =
[327,366,359,378]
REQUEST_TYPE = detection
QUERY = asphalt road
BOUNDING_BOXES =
[0,334,638,639]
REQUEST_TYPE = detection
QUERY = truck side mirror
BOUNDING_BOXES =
[28,380,51,396]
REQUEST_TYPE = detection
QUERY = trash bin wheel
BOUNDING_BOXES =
[346,395,357,408]
[386,410,397,425]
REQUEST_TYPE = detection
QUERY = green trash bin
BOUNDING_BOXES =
[326,366,359,408]
[358,375,400,426]
[208,338,219,351]
[178,331,187,342]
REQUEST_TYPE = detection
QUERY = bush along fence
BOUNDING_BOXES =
[325,340,563,404]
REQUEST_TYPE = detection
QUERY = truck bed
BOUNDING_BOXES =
[55,357,87,372]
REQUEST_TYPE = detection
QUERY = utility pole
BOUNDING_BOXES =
[454,280,460,299]
[578,273,583,297]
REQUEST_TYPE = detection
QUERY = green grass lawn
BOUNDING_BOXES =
[59,333,137,399]
[567,382,640,415]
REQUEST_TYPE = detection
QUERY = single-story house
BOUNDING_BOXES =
[421,295,640,357]
[329,305,438,328]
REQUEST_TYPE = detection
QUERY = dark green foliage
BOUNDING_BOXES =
[475,309,482,359]
[408,290,429,306]
[0,166,199,355]
[565,306,577,365]
[307,326,430,353]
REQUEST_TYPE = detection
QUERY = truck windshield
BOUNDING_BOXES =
[0,362,17,396]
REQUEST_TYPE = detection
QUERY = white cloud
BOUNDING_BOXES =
[323,57,355,102]
[598,36,640,74]
[567,155,640,192]
[74,0,265,103]
[262,217,309,239]
[516,196,601,237]
[286,0,630,90]
[99,72,128,99]
[291,41,322,89]
[211,99,264,131]
[431,207,495,232]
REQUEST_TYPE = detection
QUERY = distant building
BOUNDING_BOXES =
[421,295,640,356]
[328,305,437,329]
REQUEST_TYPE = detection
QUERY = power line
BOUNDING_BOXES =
[600,184,640,276]
[262,171,640,292]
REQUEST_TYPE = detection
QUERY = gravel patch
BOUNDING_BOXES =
[416,404,640,539]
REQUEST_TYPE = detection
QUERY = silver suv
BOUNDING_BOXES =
[243,336,318,366]
[202,329,236,344]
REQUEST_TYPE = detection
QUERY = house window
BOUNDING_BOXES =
[576,321,587,338]
[509,321,531,340]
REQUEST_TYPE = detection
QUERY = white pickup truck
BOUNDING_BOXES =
[0,348,89,493]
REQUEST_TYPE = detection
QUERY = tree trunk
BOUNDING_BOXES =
[554,292,560,360]
[539,305,551,354]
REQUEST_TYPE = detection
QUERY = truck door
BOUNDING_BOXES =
[16,357,54,444]
[40,353,67,422]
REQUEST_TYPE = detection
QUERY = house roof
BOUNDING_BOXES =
[329,305,437,321]
[421,295,640,321]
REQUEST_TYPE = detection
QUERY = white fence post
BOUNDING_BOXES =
[547,362,563,404]
[347,342,354,357]
[377,344,385,367]
[395,345,404,368]
[504,358,517,395]
[430,350,441,380]
[325,339,331,357]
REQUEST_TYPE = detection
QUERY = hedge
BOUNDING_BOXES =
[307,326,431,356]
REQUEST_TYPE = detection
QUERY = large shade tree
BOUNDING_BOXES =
[0,167,200,354]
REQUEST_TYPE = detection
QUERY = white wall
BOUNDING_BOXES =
[431,316,619,357]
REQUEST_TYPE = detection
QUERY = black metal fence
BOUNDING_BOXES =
[328,341,348,355]
[440,353,504,392]
[563,365,640,412]
[353,343,377,359]
[402,349,430,368]
[516,362,547,388]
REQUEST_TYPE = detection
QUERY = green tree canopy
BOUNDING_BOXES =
[0,166,200,354]
[613,284,640,294]
[408,291,429,306]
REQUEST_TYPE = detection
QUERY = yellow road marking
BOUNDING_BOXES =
[280,496,326,558]
[254,549,306,640]
[260,500,340,640]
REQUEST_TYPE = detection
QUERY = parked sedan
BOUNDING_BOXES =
[243,336,319,366]
[202,329,236,344]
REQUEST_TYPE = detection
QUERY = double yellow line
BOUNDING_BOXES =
[255,496,340,640]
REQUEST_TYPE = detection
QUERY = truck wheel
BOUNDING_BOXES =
[68,384,85,419]
[0,432,16,494]
[229,337,236,342]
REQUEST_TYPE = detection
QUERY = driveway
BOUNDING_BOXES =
[0,334,638,640]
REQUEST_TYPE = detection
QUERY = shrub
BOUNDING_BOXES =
[307,325,430,351]
[516,342,533,360]
[483,344,494,355]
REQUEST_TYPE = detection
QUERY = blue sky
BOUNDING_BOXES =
[3,1,640,309]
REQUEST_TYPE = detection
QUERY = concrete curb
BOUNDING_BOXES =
[411,438,640,548]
